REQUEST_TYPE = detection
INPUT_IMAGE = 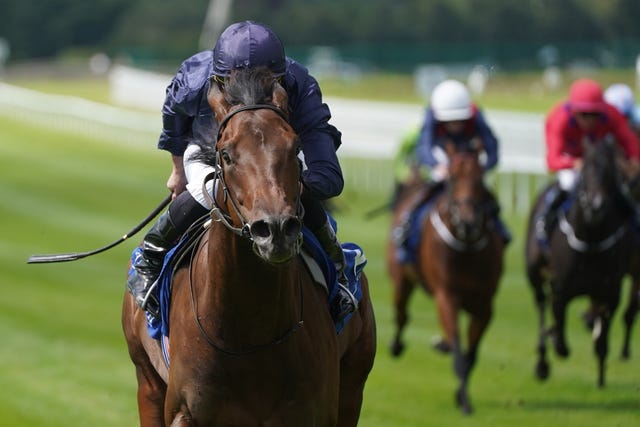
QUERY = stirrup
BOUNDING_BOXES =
[330,282,358,323]
[138,282,160,319]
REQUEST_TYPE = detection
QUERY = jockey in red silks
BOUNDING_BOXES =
[536,78,640,240]
[392,79,511,247]
[127,21,357,322]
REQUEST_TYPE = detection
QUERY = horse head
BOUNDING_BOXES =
[443,140,489,243]
[577,137,622,224]
[204,67,303,264]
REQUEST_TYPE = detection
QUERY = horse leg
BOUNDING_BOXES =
[454,309,492,415]
[122,295,167,427]
[531,283,551,380]
[390,277,415,357]
[337,363,366,427]
[431,291,471,413]
[337,277,376,427]
[592,308,613,388]
[449,335,478,415]
[621,279,639,359]
[551,292,570,358]
[526,253,551,380]
[134,365,168,427]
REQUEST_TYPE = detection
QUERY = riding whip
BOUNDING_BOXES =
[363,201,392,220]
[27,194,172,264]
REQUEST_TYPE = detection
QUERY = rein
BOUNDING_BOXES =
[188,239,305,356]
[190,102,305,355]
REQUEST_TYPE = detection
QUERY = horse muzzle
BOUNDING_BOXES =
[249,215,303,264]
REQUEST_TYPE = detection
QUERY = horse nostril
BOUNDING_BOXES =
[250,220,271,240]
[282,216,302,239]
[250,216,301,242]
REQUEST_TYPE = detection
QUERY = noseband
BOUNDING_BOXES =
[202,103,303,243]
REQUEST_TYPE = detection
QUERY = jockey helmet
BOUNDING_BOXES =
[212,21,286,78]
[431,79,473,121]
[568,78,606,113]
[604,83,635,118]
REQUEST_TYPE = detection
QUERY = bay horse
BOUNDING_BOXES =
[525,138,633,387]
[122,68,376,426]
[387,142,505,414]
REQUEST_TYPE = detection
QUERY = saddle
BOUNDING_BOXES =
[129,217,367,342]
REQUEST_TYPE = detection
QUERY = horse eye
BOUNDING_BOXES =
[220,150,232,164]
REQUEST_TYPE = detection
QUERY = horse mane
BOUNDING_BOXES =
[190,66,280,167]
[223,66,278,106]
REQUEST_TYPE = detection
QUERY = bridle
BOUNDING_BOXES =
[191,102,305,356]
[430,156,493,252]
[203,103,303,244]
[558,147,629,253]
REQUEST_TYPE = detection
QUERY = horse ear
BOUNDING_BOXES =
[208,80,231,123]
[272,83,289,116]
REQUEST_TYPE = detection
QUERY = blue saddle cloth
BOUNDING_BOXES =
[396,198,438,264]
[128,219,367,341]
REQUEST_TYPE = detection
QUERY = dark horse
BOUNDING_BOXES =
[122,68,376,426]
[525,138,634,388]
[583,157,640,359]
[387,142,505,414]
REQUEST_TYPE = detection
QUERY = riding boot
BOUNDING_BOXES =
[127,191,209,317]
[314,220,358,323]
[127,211,179,318]
[392,180,442,246]
[535,186,568,242]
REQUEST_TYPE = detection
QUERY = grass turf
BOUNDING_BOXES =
[1,111,639,426]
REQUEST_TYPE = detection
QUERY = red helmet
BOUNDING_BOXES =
[568,78,606,113]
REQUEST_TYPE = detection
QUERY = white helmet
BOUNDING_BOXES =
[604,83,635,118]
[431,79,473,121]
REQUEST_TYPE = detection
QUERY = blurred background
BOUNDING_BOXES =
[1,1,639,426]
[2,0,640,72]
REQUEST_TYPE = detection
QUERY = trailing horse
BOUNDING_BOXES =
[387,142,504,414]
[122,68,376,426]
[525,138,634,387]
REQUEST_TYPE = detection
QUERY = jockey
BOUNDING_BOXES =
[604,83,640,137]
[392,79,511,246]
[127,21,357,322]
[536,78,640,241]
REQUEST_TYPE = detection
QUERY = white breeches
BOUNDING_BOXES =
[557,168,578,192]
[184,143,215,209]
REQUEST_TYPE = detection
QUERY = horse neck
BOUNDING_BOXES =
[567,192,625,240]
[200,224,302,345]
